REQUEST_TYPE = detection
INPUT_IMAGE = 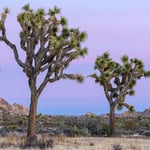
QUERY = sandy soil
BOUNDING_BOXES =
[0,136,150,150]
[53,137,150,150]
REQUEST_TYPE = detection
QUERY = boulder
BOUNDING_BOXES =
[142,131,150,136]
[81,128,89,136]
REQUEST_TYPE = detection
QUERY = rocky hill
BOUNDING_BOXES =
[0,98,29,117]
[118,108,150,118]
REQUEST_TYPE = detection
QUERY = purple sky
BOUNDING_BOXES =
[0,1,150,115]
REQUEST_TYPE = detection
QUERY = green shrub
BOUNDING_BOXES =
[72,126,81,137]
[101,123,109,134]
[6,124,18,131]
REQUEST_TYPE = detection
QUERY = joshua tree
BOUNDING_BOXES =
[0,4,87,142]
[89,52,150,136]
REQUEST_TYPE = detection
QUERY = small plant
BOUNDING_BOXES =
[112,143,123,150]
[72,126,81,137]
[102,123,109,135]
[56,117,63,125]
[89,142,94,146]
[6,124,18,131]
[122,119,137,130]
[18,115,28,126]
[24,135,54,149]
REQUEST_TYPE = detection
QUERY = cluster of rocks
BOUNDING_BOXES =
[0,98,29,118]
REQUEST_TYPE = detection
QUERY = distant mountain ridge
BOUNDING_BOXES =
[0,98,29,116]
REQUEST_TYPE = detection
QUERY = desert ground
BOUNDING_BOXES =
[0,136,150,150]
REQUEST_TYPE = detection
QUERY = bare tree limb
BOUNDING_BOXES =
[0,36,25,68]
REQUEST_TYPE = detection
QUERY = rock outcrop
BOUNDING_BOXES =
[0,98,29,117]
[119,108,150,118]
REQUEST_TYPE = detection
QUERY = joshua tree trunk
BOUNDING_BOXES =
[27,94,38,138]
[109,104,116,136]
[26,77,39,144]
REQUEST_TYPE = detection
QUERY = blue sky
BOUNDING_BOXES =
[0,0,150,115]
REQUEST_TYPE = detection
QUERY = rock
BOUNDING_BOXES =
[81,128,89,136]
[0,98,12,115]
[142,131,150,136]
[63,128,74,137]
[0,98,29,117]
[12,103,29,116]
[142,109,150,118]
[119,108,150,118]
[96,124,103,135]
[85,112,96,118]
[136,129,145,135]
[0,126,8,136]
[5,131,26,137]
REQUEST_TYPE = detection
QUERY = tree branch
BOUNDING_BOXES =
[119,102,135,112]
[0,35,25,68]
[62,73,84,83]
[103,82,113,104]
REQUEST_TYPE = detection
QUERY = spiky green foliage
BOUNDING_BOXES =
[0,8,10,35]
[22,4,30,11]
[79,32,88,42]
[117,104,123,111]
[4,8,10,14]
[53,6,61,14]
[76,75,84,83]
[48,6,60,16]
[144,71,150,77]
[35,9,45,16]
[60,17,68,26]
[129,105,135,112]
[121,55,129,63]
[128,90,135,96]
[79,47,88,57]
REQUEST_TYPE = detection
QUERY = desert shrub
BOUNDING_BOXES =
[56,117,64,125]
[72,126,82,137]
[6,124,18,131]
[17,115,28,126]
[112,143,123,150]
[24,135,54,149]
[0,142,14,149]
[122,119,137,130]
[101,123,109,135]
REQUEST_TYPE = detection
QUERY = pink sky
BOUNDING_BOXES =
[0,0,150,115]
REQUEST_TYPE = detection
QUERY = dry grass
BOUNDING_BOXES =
[0,135,150,150]
[53,137,150,150]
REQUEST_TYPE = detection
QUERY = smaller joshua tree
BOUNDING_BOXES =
[89,52,150,136]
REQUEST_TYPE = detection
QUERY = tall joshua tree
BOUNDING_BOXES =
[89,52,150,136]
[0,4,87,140]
